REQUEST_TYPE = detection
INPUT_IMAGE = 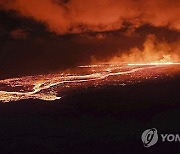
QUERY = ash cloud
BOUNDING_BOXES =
[0,1,180,79]
[107,34,180,64]
[0,0,180,34]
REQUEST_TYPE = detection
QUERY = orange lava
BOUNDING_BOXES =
[0,63,180,103]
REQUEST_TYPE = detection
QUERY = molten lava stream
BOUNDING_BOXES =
[0,63,180,103]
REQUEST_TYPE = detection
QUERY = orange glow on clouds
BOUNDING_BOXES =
[1,0,180,34]
[101,34,180,64]
[0,0,180,103]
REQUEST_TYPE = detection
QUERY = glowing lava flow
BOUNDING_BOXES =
[0,63,180,103]
[127,62,180,66]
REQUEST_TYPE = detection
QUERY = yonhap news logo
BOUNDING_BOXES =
[141,128,158,147]
[141,128,180,148]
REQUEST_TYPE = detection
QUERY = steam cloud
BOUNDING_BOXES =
[0,0,179,79]
[1,0,180,34]
[95,34,180,64]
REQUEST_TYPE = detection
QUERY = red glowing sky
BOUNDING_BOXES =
[1,0,180,34]
[0,0,179,79]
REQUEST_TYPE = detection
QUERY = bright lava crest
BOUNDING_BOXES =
[0,62,180,103]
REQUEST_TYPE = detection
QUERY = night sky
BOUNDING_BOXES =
[0,0,179,79]
[1,1,180,153]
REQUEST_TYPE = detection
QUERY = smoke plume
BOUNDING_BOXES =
[1,0,180,34]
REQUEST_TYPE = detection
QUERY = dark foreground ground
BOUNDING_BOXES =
[0,75,180,153]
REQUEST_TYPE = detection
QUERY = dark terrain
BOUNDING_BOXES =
[0,75,180,153]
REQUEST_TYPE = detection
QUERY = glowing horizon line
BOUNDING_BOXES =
[127,62,180,66]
